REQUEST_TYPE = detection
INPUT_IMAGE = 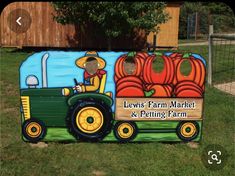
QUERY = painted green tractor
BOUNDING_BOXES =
[20,53,115,142]
[21,87,114,142]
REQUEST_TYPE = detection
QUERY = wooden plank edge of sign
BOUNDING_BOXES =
[115,98,204,121]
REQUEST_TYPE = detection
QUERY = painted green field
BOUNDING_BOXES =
[1,47,234,176]
[41,121,202,142]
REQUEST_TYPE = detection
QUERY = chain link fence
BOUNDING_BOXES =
[185,13,235,41]
[186,12,209,40]
[208,33,235,95]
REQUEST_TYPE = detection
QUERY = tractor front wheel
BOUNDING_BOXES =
[22,118,47,143]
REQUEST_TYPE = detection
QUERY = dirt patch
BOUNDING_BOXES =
[92,170,106,176]
[30,142,48,148]
[214,82,235,96]
[187,142,199,149]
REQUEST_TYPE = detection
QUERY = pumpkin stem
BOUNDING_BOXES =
[144,89,155,97]
[153,52,163,56]
[182,53,192,58]
[127,52,136,57]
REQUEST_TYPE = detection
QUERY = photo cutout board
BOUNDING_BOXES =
[19,51,206,143]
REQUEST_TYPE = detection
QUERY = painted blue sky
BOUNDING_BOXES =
[20,51,205,89]
[19,51,206,110]
[20,51,206,90]
[20,51,129,110]
[20,51,128,91]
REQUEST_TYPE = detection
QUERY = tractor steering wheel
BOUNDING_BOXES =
[73,78,82,93]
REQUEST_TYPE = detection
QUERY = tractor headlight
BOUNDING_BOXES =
[62,88,70,96]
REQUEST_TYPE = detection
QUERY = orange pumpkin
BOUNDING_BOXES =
[136,52,149,60]
[114,52,147,80]
[146,84,173,97]
[174,81,203,97]
[116,87,145,97]
[175,89,202,97]
[116,76,144,97]
[116,76,143,86]
[117,81,143,93]
[114,75,118,82]
[169,52,183,60]
[143,54,174,84]
[174,81,204,94]
[173,56,205,88]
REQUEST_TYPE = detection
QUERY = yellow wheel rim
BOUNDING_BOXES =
[117,123,134,139]
[26,122,42,138]
[180,122,197,138]
[76,107,104,134]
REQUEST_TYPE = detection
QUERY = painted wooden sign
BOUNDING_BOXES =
[115,98,203,121]
[19,51,206,143]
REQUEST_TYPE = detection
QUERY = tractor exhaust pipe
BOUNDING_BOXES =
[41,53,49,88]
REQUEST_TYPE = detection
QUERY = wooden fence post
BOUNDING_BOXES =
[194,12,198,41]
[208,25,213,85]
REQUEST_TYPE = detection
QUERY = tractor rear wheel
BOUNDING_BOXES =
[68,98,113,142]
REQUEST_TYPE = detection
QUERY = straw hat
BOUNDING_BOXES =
[75,51,106,69]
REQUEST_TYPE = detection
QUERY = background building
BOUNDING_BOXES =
[0,2,181,49]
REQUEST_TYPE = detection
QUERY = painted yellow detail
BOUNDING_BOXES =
[180,122,197,138]
[99,73,107,93]
[76,107,104,134]
[62,88,70,96]
[26,122,42,138]
[81,85,85,92]
[117,123,134,139]
[82,76,100,92]
[105,91,112,97]
[21,96,30,120]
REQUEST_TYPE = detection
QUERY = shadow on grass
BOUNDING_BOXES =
[28,140,192,145]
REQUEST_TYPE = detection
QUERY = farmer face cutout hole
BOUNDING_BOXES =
[180,59,192,76]
[123,56,136,75]
[152,56,165,73]
[84,57,99,75]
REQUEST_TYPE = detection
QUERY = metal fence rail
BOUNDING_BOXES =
[208,32,235,95]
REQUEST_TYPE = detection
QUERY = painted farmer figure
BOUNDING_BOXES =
[74,51,107,93]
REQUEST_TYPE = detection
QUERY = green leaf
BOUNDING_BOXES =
[127,52,136,57]
[144,90,155,97]
[182,53,192,58]
[153,52,163,56]
[51,2,169,39]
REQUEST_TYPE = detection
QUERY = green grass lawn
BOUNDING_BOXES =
[1,47,234,176]
[178,39,207,44]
